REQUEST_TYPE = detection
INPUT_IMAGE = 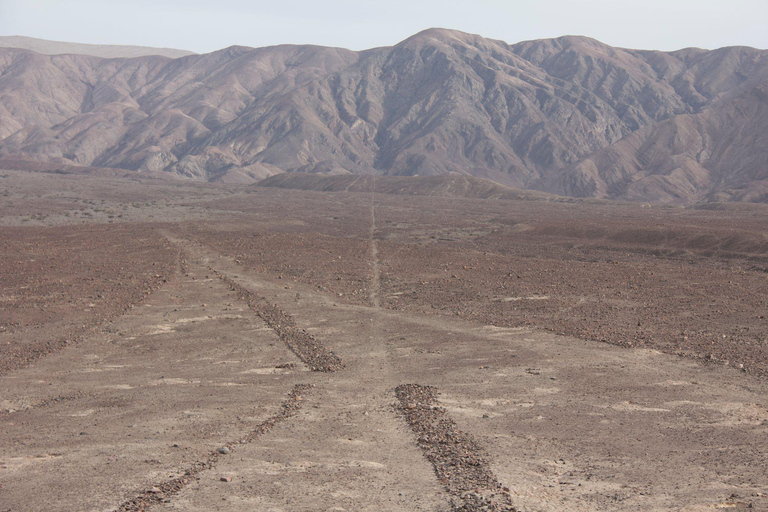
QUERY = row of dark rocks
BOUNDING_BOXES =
[117,384,313,511]
[218,273,344,372]
[395,384,516,511]
[1,267,173,377]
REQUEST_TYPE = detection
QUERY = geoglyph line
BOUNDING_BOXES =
[217,272,344,372]
[395,384,516,511]
[370,176,381,308]
[116,384,313,511]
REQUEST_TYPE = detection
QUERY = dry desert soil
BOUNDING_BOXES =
[1,169,768,511]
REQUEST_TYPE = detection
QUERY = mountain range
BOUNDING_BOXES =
[1,29,767,203]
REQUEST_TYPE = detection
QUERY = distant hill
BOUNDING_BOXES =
[0,35,193,59]
[257,173,561,201]
[0,156,178,180]
[1,29,767,203]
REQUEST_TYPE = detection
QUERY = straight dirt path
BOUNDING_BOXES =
[368,183,516,510]
[369,176,381,309]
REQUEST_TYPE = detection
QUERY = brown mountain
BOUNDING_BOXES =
[542,77,768,203]
[0,29,767,203]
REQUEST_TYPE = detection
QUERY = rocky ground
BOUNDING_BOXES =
[181,187,768,378]
[1,170,768,511]
[0,223,177,374]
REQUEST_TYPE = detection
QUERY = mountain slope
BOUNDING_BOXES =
[544,79,768,203]
[0,29,767,203]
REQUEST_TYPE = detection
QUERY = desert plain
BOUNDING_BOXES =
[1,168,768,511]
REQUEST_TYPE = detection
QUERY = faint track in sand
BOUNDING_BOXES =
[369,176,381,309]
[343,175,362,192]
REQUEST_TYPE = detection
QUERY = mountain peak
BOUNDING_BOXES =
[399,27,481,46]
[552,34,609,48]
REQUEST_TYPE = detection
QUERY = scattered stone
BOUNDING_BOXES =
[218,446,230,455]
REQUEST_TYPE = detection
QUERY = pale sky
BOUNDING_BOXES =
[0,0,766,53]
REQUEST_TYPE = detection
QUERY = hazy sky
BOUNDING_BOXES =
[0,0,766,53]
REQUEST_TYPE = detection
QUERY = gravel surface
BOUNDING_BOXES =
[181,191,768,379]
[0,224,178,375]
[4,174,768,510]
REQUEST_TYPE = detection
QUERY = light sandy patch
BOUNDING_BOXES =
[102,384,133,390]
[1,454,63,473]
[654,380,694,387]
[68,409,95,417]
[532,387,561,395]
[239,367,293,375]
[497,295,550,302]
[147,324,174,335]
[149,378,201,385]
[608,401,671,413]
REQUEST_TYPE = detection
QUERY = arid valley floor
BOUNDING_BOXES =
[2,169,768,511]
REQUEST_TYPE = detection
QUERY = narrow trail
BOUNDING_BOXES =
[365,182,516,510]
[369,176,381,309]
